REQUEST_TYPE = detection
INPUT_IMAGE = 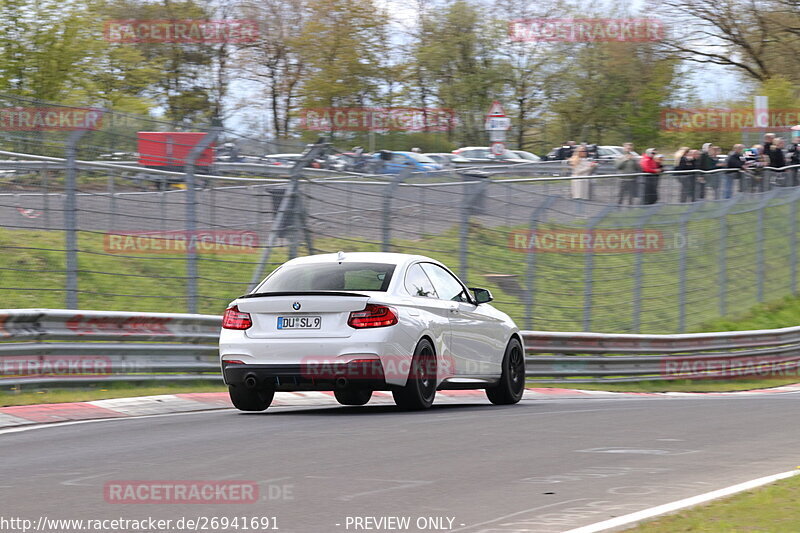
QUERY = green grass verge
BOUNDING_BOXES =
[528,377,800,393]
[624,471,800,532]
[2,197,798,334]
[0,381,225,407]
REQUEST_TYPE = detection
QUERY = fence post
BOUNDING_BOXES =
[677,201,705,332]
[64,129,90,309]
[108,174,116,231]
[632,204,664,333]
[583,204,616,332]
[717,194,742,319]
[382,168,411,252]
[459,171,490,285]
[248,139,329,291]
[524,195,557,330]
[184,123,222,313]
[42,162,50,230]
[792,192,798,295]
[755,189,779,303]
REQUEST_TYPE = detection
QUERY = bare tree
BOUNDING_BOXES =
[237,0,308,137]
[648,0,800,83]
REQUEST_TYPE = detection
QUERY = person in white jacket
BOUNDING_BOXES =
[569,144,597,200]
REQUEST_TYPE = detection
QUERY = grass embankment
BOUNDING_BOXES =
[624,471,800,532]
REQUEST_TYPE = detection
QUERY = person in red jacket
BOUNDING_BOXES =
[640,148,662,204]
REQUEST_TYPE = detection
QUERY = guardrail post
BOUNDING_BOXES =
[64,129,90,309]
[583,205,615,332]
[184,123,222,313]
[524,196,557,330]
[677,201,705,332]
[632,204,664,332]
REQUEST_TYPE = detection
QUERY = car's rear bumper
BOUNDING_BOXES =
[222,360,387,391]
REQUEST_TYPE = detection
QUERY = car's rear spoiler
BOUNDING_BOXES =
[237,291,370,300]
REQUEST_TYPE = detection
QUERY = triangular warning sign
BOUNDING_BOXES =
[487,100,506,117]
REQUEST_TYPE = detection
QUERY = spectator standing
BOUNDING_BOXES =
[556,141,576,160]
[615,142,641,204]
[675,147,699,202]
[725,144,746,198]
[789,136,800,187]
[640,148,662,204]
[763,133,775,154]
[698,143,721,199]
[569,145,597,200]
[744,145,769,192]
[769,138,787,185]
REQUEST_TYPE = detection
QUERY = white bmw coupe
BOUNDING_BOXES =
[220,252,525,411]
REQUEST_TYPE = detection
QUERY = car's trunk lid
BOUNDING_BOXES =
[235,291,370,339]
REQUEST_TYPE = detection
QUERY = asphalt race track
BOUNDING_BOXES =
[2,393,799,532]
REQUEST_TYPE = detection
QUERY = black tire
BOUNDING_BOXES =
[228,385,274,412]
[393,339,437,410]
[486,338,526,405]
[334,388,373,406]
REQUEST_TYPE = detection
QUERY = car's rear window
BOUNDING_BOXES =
[255,262,396,292]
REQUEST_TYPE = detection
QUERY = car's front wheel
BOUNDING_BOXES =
[334,388,372,406]
[486,338,526,405]
[393,339,437,410]
[228,385,274,412]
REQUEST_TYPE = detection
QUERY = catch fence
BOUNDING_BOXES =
[1,96,800,333]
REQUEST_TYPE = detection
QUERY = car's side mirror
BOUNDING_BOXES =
[470,287,493,304]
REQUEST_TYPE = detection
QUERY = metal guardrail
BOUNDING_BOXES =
[0,309,221,387]
[1,309,798,387]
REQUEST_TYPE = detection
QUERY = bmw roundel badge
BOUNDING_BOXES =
[292,302,301,310]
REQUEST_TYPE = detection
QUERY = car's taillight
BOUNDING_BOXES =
[222,306,252,330]
[348,304,398,329]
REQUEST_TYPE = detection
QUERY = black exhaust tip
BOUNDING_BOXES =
[244,374,258,389]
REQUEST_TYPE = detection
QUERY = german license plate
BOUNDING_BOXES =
[277,316,321,330]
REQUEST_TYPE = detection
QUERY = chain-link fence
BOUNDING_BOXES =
[1,95,799,334]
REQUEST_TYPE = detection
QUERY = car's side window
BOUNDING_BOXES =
[405,264,437,298]
[420,263,468,302]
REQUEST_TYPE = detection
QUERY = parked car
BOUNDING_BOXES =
[261,153,303,166]
[510,150,541,162]
[370,151,443,174]
[543,145,638,161]
[220,251,526,411]
[424,153,471,168]
[597,146,639,159]
[452,147,526,164]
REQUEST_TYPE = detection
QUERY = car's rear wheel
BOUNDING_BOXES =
[393,339,437,410]
[228,385,274,412]
[486,338,526,405]
[334,388,372,406]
